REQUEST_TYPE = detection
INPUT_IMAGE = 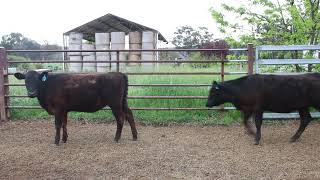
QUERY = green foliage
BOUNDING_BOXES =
[8,55,44,71]
[211,0,320,45]
[188,52,212,68]
[172,25,214,48]
[1,32,41,59]
[1,32,63,60]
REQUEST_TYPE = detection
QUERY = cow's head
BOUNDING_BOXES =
[14,70,49,98]
[206,81,230,107]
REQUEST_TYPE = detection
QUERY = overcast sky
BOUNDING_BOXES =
[0,0,238,46]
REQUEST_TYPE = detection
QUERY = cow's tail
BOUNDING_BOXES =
[122,73,129,110]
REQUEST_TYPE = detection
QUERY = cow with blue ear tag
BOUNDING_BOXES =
[14,70,49,98]
[13,70,138,145]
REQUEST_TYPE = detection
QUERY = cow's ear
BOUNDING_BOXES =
[14,73,25,80]
[39,71,49,82]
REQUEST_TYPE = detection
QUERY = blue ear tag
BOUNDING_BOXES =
[41,75,47,82]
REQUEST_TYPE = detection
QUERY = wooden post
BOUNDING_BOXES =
[116,51,120,72]
[4,64,10,119]
[220,51,225,112]
[220,51,225,82]
[0,47,8,122]
[247,43,254,75]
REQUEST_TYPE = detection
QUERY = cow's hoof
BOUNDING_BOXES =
[246,131,255,137]
[133,137,138,141]
[62,137,68,143]
[114,138,120,143]
[254,141,260,145]
[290,138,297,143]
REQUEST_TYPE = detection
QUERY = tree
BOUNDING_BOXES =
[1,32,41,59]
[40,41,62,60]
[210,0,320,45]
[200,39,229,59]
[211,0,320,71]
[171,25,214,48]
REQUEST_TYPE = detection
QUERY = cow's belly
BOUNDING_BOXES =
[263,99,308,113]
[67,95,108,112]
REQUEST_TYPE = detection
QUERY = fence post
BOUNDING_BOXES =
[0,47,8,123]
[247,43,254,75]
[220,51,225,82]
[116,51,120,72]
[220,51,225,112]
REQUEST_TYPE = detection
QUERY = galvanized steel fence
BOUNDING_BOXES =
[0,45,255,122]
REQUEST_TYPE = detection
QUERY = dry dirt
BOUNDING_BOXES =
[1,120,320,179]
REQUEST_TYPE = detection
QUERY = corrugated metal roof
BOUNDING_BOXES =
[64,13,167,43]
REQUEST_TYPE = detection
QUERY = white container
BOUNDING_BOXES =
[141,31,155,61]
[95,33,110,72]
[129,31,142,62]
[111,32,126,63]
[82,43,96,72]
[68,32,83,72]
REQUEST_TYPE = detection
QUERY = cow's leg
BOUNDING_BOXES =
[54,111,64,145]
[290,109,312,142]
[254,112,263,145]
[243,111,255,136]
[124,105,138,141]
[62,113,68,143]
[111,106,125,142]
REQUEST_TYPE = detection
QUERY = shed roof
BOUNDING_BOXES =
[64,13,167,43]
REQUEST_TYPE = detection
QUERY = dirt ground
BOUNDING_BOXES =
[1,120,320,179]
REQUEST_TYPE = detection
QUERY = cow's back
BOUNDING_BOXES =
[242,74,320,112]
[38,72,126,113]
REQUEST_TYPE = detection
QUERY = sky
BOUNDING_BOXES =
[0,0,236,46]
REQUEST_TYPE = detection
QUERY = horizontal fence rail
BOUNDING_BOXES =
[259,59,320,65]
[7,60,247,64]
[6,48,247,53]
[6,106,236,111]
[4,83,212,87]
[0,45,254,122]
[258,45,320,51]
[6,95,208,99]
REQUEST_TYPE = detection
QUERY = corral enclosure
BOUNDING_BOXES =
[0,44,253,123]
[1,45,320,179]
[2,44,320,122]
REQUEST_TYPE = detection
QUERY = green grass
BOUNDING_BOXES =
[9,64,244,125]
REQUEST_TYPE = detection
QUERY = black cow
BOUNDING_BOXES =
[206,73,320,145]
[14,70,138,145]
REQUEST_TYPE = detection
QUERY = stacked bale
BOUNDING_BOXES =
[68,33,83,72]
[95,33,111,72]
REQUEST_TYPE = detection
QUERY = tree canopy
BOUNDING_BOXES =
[171,25,214,48]
[0,32,62,60]
[211,0,320,45]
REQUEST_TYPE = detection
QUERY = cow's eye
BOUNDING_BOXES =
[215,86,219,90]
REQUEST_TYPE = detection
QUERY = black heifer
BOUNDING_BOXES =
[14,70,138,145]
[206,73,320,145]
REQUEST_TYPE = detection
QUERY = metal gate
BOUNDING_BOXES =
[0,45,254,122]
[255,45,320,119]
